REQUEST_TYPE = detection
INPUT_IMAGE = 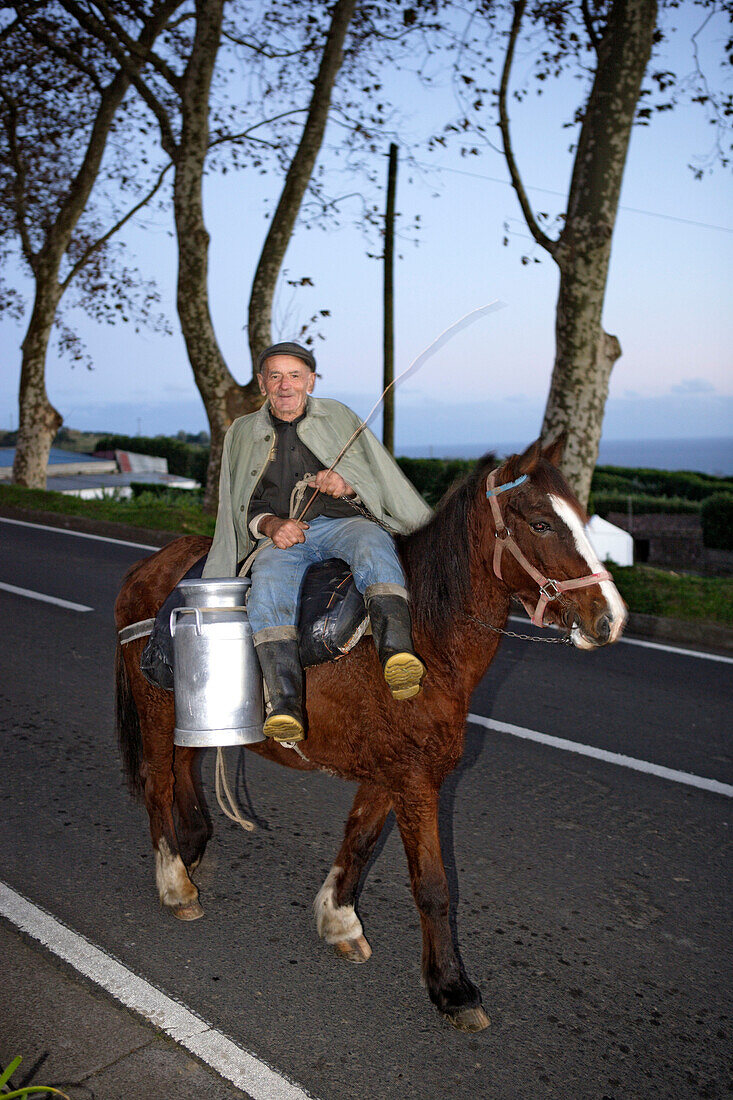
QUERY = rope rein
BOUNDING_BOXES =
[214,748,255,831]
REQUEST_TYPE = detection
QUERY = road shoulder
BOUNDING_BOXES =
[0,919,250,1100]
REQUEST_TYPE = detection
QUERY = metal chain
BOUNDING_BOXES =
[465,613,573,645]
[340,494,397,534]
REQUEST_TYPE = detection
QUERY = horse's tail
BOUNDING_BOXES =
[115,641,144,799]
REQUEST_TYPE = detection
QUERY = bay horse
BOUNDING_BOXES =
[114,437,626,1031]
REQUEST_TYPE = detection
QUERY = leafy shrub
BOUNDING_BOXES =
[129,482,203,503]
[701,493,733,551]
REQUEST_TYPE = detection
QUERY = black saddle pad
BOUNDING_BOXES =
[140,554,367,690]
[140,552,208,690]
[297,559,368,669]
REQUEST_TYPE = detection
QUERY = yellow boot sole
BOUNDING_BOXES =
[384,652,425,700]
[263,713,305,743]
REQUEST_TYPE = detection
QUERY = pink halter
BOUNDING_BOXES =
[485,469,611,627]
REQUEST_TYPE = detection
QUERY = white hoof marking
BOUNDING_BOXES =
[155,836,197,908]
[314,866,363,945]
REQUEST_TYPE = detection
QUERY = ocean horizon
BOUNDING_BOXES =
[397,436,733,476]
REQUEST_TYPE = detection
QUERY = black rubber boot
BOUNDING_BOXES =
[366,593,425,701]
[255,638,306,742]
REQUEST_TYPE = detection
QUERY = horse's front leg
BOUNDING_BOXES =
[315,782,392,963]
[392,782,490,1032]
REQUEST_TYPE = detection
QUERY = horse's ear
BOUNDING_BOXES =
[542,431,567,467]
[511,438,542,477]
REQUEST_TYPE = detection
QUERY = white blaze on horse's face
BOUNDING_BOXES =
[549,495,628,649]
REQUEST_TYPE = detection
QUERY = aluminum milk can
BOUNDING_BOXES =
[171,577,265,747]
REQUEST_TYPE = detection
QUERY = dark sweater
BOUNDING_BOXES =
[248,410,358,527]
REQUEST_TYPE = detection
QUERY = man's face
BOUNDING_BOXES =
[257,355,315,422]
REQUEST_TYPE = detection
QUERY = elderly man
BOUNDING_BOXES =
[203,342,432,743]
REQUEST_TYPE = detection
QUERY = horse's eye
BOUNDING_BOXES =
[530,520,552,534]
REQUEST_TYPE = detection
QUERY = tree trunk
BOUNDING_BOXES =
[247,0,357,368]
[174,0,261,511]
[13,275,63,487]
[541,0,658,508]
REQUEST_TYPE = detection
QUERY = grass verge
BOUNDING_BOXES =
[0,483,215,536]
[611,564,732,626]
[1,484,731,627]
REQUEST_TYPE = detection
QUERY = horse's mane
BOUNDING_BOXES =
[399,452,497,637]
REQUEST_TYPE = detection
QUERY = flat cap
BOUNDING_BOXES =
[257,341,316,373]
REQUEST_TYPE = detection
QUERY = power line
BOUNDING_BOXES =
[412,160,733,234]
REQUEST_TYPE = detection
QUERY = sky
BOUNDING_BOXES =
[1,3,731,457]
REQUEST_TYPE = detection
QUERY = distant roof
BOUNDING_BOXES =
[0,447,113,468]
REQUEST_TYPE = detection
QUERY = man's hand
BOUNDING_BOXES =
[261,516,309,549]
[308,470,355,498]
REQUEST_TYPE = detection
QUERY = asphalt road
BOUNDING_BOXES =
[1,517,731,1100]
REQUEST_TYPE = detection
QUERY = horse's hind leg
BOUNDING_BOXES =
[392,782,490,1032]
[136,689,203,921]
[172,746,212,872]
[315,782,392,964]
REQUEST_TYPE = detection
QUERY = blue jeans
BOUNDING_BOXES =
[247,515,407,642]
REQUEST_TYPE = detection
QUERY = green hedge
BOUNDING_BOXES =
[592,465,733,502]
[396,456,482,507]
[94,434,209,484]
[129,482,204,503]
[701,493,733,551]
[590,493,700,517]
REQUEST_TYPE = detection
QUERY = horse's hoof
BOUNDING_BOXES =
[333,934,372,963]
[172,899,204,921]
[448,1006,491,1032]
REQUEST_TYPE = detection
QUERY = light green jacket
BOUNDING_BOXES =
[202,397,433,578]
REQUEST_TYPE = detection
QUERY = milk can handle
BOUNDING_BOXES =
[170,606,203,637]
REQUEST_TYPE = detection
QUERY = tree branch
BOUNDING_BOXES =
[220,30,305,59]
[61,160,173,289]
[498,0,558,257]
[57,0,179,157]
[88,0,183,93]
[0,83,36,270]
[581,0,602,53]
[24,23,105,92]
[208,107,309,148]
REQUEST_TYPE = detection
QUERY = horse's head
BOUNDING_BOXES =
[481,435,627,649]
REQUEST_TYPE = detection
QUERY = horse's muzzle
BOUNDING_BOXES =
[569,611,615,649]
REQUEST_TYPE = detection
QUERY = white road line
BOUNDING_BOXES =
[0,515,159,551]
[0,880,316,1100]
[467,713,733,798]
[0,581,92,612]
[618,635,733,665]
[506,614,733,665]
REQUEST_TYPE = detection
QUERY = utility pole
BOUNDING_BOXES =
[382,143,398,454]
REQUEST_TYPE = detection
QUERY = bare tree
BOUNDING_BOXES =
[439,0,729,507]
[2,1,182,488]
[499,0,658,507]
[62,0,419,509]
